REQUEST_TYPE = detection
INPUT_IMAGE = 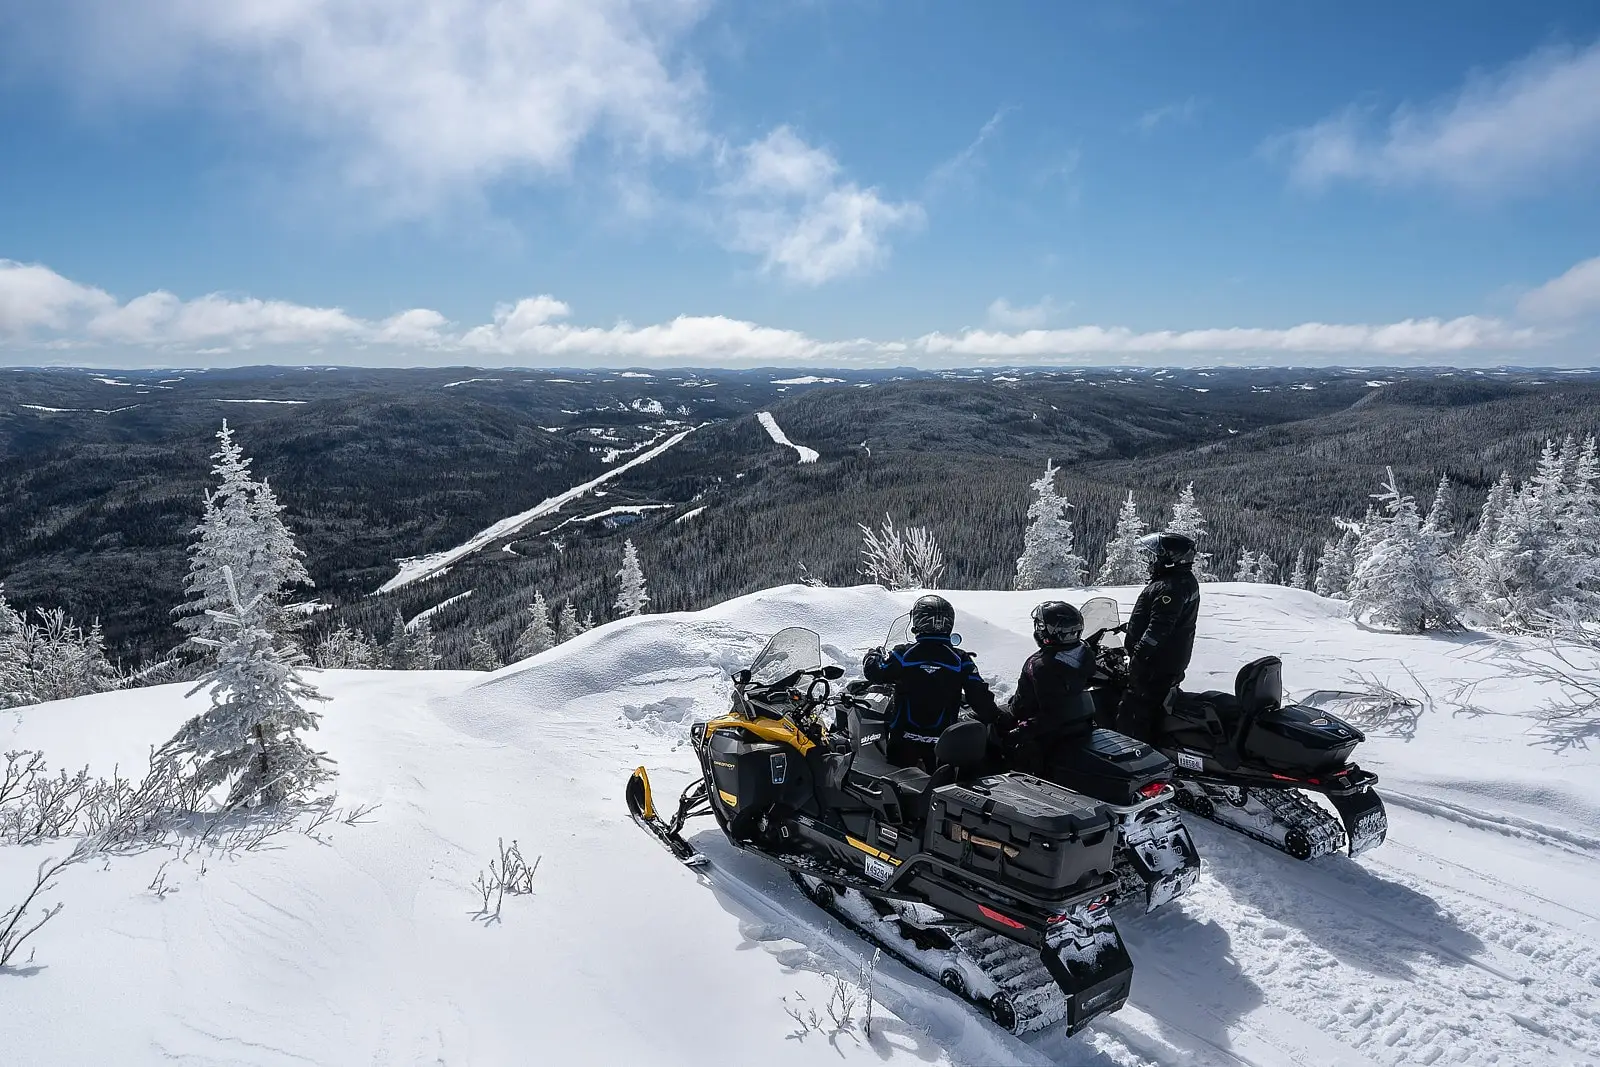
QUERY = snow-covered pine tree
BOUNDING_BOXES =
[1480,444,1600,630]
[406,613,440,670]
[1167,483,1214,580]
[581,611,595,633]
[1289,546,1311,589]
[176,424,310,651]
[244,477,313,643]
[556,601,581,644]
[1233,549,1259,582]
[0,587,29,708]
[383,607,409,669]
[1348,467,1459,633]
[162,566,331,809]
[1097,492,1148,585]
[467,630,502,671]
[512,592,557,659]
[1015,460,1087,589]
[615,539,650,616]
[1566,436,1600,544]
[1255,554,1279,585]
[1313,519,1363,599]
[314,624,380,669]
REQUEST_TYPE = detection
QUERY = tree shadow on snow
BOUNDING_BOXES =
[1191,820,1487,984]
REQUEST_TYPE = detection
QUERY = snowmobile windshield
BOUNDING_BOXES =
[1080,597,1123,648]
[884,613,912,649]
[747,627,824,687]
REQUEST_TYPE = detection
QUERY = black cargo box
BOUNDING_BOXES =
[925,774,1117,895]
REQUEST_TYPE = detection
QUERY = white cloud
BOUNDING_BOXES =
[718,127,923,285]
[1137,97,1201,133]
[22,0,711,213]
[916,317,1540,359]
[0,258,1556,368]
[0,260,114,334]
[1282,39,1600,195]
[986,297,1062,330]
[1518,256,1600,321]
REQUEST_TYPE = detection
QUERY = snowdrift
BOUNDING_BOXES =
[4,584,1600,1066]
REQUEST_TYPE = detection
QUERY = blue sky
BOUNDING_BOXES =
[1,0,1599,368]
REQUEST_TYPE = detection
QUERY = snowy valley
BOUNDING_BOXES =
[4,582,1599,1067]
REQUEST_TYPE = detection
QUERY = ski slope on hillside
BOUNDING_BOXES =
[757,410,819,463]
[5,585,1600,1066]
[375,426,696,594]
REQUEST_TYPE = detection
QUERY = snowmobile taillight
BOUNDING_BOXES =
[979,904,1026,930]
[1138,783,1170,800]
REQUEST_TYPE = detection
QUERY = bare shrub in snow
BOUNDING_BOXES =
[859,514,945,590]
[0,588,120,709]
[783,950,879,1043]
[472,837,541,923]
[1499,614,1600,751]
[1301,667,1433,742]
[0,843,90,970]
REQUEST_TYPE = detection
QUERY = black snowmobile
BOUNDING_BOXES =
[1079,597,1387,861]
[625,626,1134,1035]
[858,614,1201,914]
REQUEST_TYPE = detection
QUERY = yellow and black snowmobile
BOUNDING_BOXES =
[625,626,1134,1035]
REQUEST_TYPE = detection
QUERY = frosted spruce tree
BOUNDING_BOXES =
[1348,468,1459,633]
[383,608,409,669]
[512,592,557,659]
[405,614,441,670]
[176,423,310,651]
[1233,549,1260,582]
[467,630,503,671]
[1015,460,1087,589]
[1313,519,1363,599]
[162,567,330,809]
[314,625,380,669]
[615,539,650,616]
[0,587,28,708]
[1167,483,1214,580]
[1289,547,1311,589]
[1097,493,1148,585]
[556,601,581,644]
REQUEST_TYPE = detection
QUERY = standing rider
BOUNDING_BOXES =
[1117,531,1201,743]
[863,595,1002,770]
[1004,601,1099,777]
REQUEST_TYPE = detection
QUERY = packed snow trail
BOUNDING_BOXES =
[757,410,819,463]
[6,584,1600,1066]
[375,426,696,593]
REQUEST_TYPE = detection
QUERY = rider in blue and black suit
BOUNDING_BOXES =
[863,595,1003,770]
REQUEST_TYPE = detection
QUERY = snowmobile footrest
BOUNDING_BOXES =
[1041,910,1134,1035]
[1329,788,1387,857]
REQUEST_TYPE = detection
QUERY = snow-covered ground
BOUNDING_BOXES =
[757,410,820,463]
[376,427,697,594]
[5,584,1600,1066]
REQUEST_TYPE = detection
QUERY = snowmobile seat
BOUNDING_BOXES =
[1235,657,1284,716]
[932,721,989,783]
[1232,657,1283,752]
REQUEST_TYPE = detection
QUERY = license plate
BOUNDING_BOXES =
[864,856,896,883]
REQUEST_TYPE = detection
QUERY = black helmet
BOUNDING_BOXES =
[1138,531,1197,572]
[909,594,955,637]
[1031,601,1084,648]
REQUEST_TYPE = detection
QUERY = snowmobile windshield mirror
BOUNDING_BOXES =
[1080,597,1123,649]
[747,627,824,688]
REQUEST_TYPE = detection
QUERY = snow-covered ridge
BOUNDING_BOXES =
[376,426,698,594]
[756,411,819,463]
[408,590,473,629]
[6,584,1600,1066]
[772,375,844,386]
